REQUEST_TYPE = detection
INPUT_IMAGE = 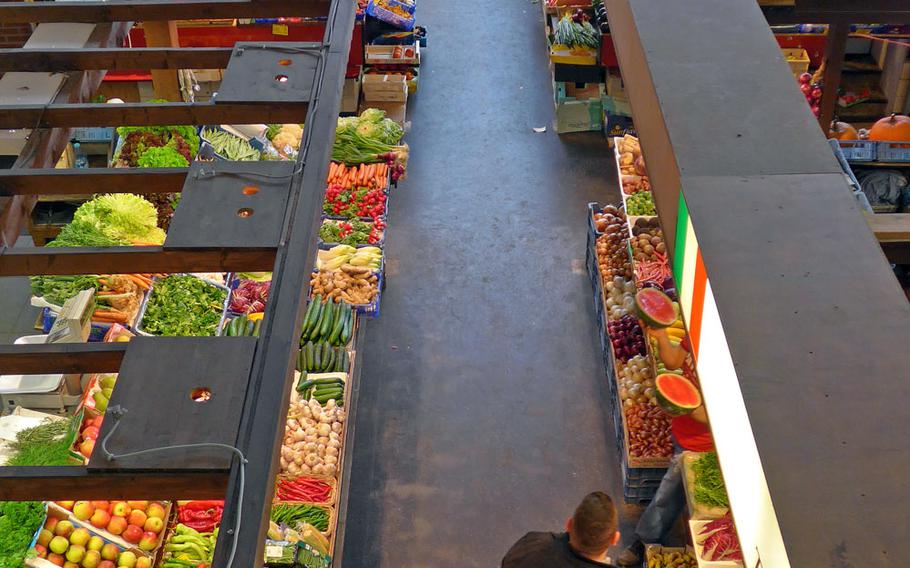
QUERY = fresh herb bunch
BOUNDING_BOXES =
[30,275,100,307]
[141,275,227,336]
[0,501,46,568]
[6,417,77,467]
[692,451,729,508]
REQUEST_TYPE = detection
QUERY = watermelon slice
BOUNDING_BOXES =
[655,373,701,416]
[635,288,677,328]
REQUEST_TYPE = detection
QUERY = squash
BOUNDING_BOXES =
[828,120,858,141]
[867,113,910,142]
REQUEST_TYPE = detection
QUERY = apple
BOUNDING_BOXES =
[90,509,111,530]
[127,510,147,528]
[100,544,120,561]
[100,375,117,390]
[57,501,75,511]
[82,550,102,568]
[142,517,164,534]
[45,517,59,531]
[69,528,91,547]
[111,502,131,517]
[117,551,137,568]
[47,553,65,567]
[65,544,85,564]
[134,557,151,568]
[33,544,47,559]
[126,501,148,510]
[37,529,54,547]
[87,536,104,552]
[121,525,143,545]
[64,563,79,568]
[798,72,812,84]
[92,391,109,412]
[73,501,94,521]
[54,520,74,538]
[106,515,127,535]
[97,562,116,568]
[79,438,96,458]
[91,501,110,512]
[138,531,158,552]
[145,503,165,521]
[91,415,105,429]
[49,536,70,555]
[81,426,100,441]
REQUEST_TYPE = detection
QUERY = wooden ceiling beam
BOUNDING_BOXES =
[0,343,126,375]
[0,168,188,196]
[0,47,234,72]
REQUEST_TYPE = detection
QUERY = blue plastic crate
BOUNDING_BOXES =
[839,140,876,162]
[73,127,114,142]
[309,269,382,319]
[623,482,657,504]
[366,0,416,31]
[876,141,910,163]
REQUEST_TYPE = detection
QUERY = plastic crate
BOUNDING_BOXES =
[309,269,383,319]
[366,0,416,31]
[876,141,910,163]
[623,482,658,504]
[73,127,114,142]
[781,47,809,76]
[838,140,876,162]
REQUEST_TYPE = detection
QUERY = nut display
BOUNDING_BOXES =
[626,403,673,459]
[595,207,632,281]
[631,218,666,263]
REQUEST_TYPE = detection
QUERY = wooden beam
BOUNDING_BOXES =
[0,467,227,500]
[0,0,330,24]
[0,343,126,375]
[144,22,182,102]
[867,213,910,243]
[0,246,276,276]
[818,22,848,132]
[0,101,309,129]
[0,47,234,72]
[0,168,188,196]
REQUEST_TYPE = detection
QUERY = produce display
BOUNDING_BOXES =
[317,245,382,271]
[635,288,676,328]
[691,452,728,509]
[114,126,199,168]
[279,397,345,477]
[271,504,330,533]
[0,501,45,567]
[160,523,216,568]
[797,72,823,118]
[323,184,387,220]
[646,547,697,568]
[75,410,106,459]
[4,416,79,467]
[616,135,651,194]
[603,276,636,320]
[300,296,355,346]
[53,500,167,549]
[33,514,142,568]
[626,191,656,216]
[297,343,350,375]
[326,162,389,191]
[229,279,270,315]
[333,110,408,182]
[654,373,701,416]
[607,315,647,362]
[275,477,334,504]
[319,219,385,246]
[617,354,655,408]
[176,501,223,534]
[295,375,345,406]
[553,11,600,49]
[31,274,148,325]
[309,268,379,307]
[695,515,742,562]
[201,127,260,161]
[222,314,262,337]
[139,275,227,336]
[594,207,633,282]
[630,220,666,263]
[625,403,673,459]
[265,123,305,160]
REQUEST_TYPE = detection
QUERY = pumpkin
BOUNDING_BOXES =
[828,120,858,141]
[867,113,910,142]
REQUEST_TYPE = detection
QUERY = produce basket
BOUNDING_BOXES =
[689,519,743,567]
[198,125,266,162]
[324,187,390,223]
[645,544,698,568]
[781,47,809,76]
[838,139,876,162]
[681,451,729,520]
[875,141,910,163]
[317,218,386,248]
[308,269,383,318]
[365,0,416,31]
[135,275,232,337]
[274,474,338,506]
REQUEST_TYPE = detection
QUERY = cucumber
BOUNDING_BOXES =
[328,306,346,344]
[324,348,335,372]
[314,344,322,371]
[252,319,261,337]
[246,318,256,336]
[320,342,331,371]
[308,301,326,340]
[296,349,305,372]
[303,295,320,333]
[318,301,335,339]
[333,348,342,372]
[312,377,343,384]
[341,350,350,372]
[313,385,343,395]
[307,342,317,370]
[296,377,315,393]
[340,307,352,345]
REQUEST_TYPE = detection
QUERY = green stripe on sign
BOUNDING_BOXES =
[674,190,689,286]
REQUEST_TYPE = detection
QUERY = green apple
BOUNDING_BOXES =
[65,544,85,564]
[92,391,109,412]
[49,536,69,555]
[99,375,117,390]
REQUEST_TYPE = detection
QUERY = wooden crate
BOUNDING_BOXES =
[361,73,408,103]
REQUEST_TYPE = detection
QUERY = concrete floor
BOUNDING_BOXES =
[342,1,633,566]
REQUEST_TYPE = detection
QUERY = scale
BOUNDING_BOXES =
[1,290,95,413]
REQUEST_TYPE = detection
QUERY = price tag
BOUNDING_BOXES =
[272,24,289,36]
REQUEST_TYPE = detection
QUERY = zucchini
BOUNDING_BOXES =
[312,385,343,395]
[333,347,343,372]
[325,347,335,372]
[305,342,316,371]
[297,377,315,393]
[296,349,305,372]
[252,319,262,337]
[341,349,350,372]
[303,295,320,333]
[340,307,352,345]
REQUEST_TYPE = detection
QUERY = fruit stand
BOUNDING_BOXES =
[0,0,417,566]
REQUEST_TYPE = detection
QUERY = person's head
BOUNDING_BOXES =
[566,492,620,559]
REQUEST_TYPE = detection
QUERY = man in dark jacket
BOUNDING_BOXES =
[502,492,621,567]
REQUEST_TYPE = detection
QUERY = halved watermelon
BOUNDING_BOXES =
[655,373,701,416]
[635,288,677,328]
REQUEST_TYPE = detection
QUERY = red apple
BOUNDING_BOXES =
[106,515,127,535]
[97,561,116,568]
[44,517,59,532]
[81,426,100,440]
[110,502,131,518]
[82,550,102,568]
[799,83,811,95]
[142,516,164,534]
[127,509,147,528]
[91,501,110,512]
[100,544,120,561]
[121,524,143,545]
[37,529,54,547]
[90,509,111,530]
[54,520,74,538]
[138,531,158,552]
[798,72,813,84]
[72,501,94,521]
[79,438,96,458]
[811,87,823,99]
[69,527,91,547]
[33,544,47,559]
[56,501,75,511]
[126,501,148,510]
[47,553,65,567]
[145,502,165,521]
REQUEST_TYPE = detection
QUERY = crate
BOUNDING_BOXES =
[681,451,730,520]
[623,483,659,504]
[876,141,910,162]
[73,127,115,143]
[366,0,415,31]
[645,545,698,566]
[364,43,420,66]
[689,519,744,567]
[839,139,876,162]
[135,275,232,337]
[781,47,809,76]
[556,97,603,133]
[362,73,409,103]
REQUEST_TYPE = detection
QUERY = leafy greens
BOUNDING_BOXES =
[692,451,729,508]
[140,275,227,336]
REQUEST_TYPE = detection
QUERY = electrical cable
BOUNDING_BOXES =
[99,406,247,568]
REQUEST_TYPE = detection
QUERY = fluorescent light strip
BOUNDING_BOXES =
[696,279,791,568]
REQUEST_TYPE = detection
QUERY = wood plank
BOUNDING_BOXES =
[0,246,276,276]
[818,22,848,131]
[0,48,233,72]
[0,168,188,196]
[0,0,330,24]
[0,101,309,129]
[0,467,227,500]
[867,213,910,242]
[0,342,126,375]
[144,22,182,102]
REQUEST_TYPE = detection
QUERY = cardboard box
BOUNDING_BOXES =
[365,43,420,66]
[362,73,408,103]
[556,98,603,134]
[361,100,407,125]
[602,95,632,117]
[552,62,604,84]
[555,81,605,103]
[606,72,627,100]
[604,112,636,144]
[549,44,598,66]
[341,76,361,114]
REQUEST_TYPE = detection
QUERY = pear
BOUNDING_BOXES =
[99,375,117,390]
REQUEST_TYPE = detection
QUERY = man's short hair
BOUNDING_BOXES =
[572,491,618,553]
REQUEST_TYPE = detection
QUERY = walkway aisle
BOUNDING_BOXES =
[343,2,629,566]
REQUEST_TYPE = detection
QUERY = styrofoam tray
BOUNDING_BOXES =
[0,335,64,394]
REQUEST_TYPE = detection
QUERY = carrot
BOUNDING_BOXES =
[126,275,151,290]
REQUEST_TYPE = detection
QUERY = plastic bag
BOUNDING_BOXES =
[856,169,908,210]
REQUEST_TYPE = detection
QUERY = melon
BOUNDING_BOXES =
[655,373,701,416]
[635,288,677,328]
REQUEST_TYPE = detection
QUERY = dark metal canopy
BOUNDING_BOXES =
[607,0,910,566]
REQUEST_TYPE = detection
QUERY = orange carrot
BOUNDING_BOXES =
[126,275,151,289]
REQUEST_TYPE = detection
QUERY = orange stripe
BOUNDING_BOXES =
[688,249,707,358]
